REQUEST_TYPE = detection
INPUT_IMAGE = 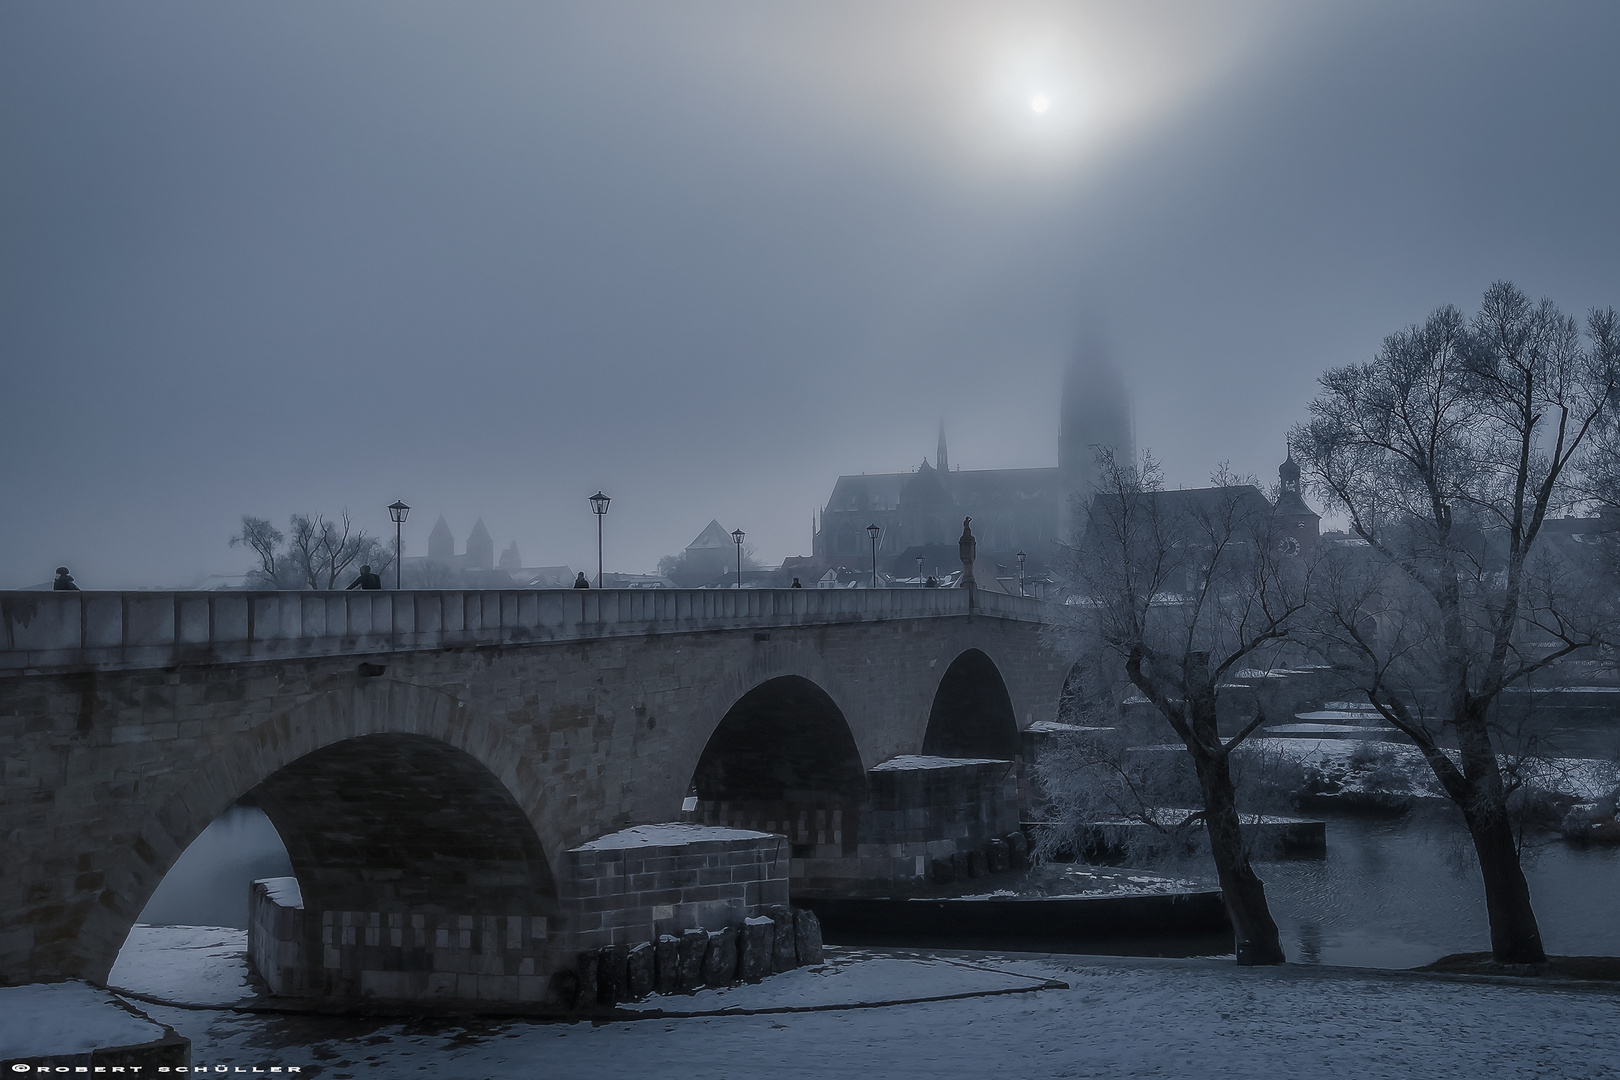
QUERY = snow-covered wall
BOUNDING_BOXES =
[560,825,789,957]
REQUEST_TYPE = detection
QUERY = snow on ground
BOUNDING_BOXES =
[1251,737,1447,800]
[0,979,168,1059]
[1099,808,1316,828]
[622,951,1051,1014]
[1251,737,1620,803]
[979,864,1210,899]
[103,929,1045,1015]
[575,824,776,849]
[1291,711,1395,724]
[1026,721,1115,734]
[1267,722,1394,735]
[871,755,1009,770]
[1523,756,1620,801]
[107,924,257,1007]
[131,952,1620,1079]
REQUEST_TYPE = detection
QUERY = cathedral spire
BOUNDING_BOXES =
[1058,336,1133,543]
[937,421,949,476]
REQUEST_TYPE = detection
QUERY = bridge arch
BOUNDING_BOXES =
[82,680,553,983]
[921,648,1021,760]
[692,676,867,804]
[250,731,556,915]
[688,673,867,861]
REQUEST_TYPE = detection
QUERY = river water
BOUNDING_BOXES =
[133,803,1620,969]
[135,804,293,929]
[1261,810,1620,967]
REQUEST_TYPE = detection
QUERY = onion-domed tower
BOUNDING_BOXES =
[1272,450,1320,560]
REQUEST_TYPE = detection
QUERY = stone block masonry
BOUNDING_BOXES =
[0,586,1064,988]
[0,587,1042,676]
[711,757,1023,889]
[858,756,1020,883]
[248,878,554,1003]
[560,824,789,954]
[246,824,789,1004]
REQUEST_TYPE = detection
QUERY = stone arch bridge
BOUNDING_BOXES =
[0,587,1062,995]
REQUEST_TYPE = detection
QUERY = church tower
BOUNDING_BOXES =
[1272,450,1320,560]
[1058,340,1134,544]
[427,515,456,565]
[466,518,495,571]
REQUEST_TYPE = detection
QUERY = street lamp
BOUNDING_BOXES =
[1016,550,1027,597]
[589,491,611,588]
[866,523,881,588]
[387,501,410,589]
[731,528,745,590]
[915,554,925,587]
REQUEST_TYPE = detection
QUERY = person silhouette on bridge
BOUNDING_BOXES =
[52,567,79,591]
[573,572,591,589]
[346,564,383,591]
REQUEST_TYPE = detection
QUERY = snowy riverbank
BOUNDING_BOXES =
[120,949,1620,1079]
[1249,737,1620,810]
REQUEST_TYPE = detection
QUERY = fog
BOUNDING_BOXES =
[3,1,1618,587]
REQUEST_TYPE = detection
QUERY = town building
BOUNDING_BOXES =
[812,348,1135,581]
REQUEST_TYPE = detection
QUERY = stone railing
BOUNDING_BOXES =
[0,586,1044,674]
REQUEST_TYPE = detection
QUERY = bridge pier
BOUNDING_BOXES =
[247,823,789,1004]
[0,587,1062,992]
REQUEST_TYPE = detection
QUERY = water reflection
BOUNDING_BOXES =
[1262,810,1620,967]
[133,803,1620,969]
[137,803,293,929]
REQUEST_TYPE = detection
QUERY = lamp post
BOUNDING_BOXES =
[731,528,745,589]
[589,491,611,588]
[915,554,925,587]
[866,523,881,588]
[388,501,410,589]
[1016,550,1027,597]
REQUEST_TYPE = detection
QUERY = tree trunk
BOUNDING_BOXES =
[1193,750,1286,966]
[1467,813,1546,963]
[1450,701,1547,965]
[1463,799,1547,964]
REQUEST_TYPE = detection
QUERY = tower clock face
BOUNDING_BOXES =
[1281,536,1301,557]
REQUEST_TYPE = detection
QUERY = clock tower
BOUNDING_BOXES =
[1272,450,1319,559]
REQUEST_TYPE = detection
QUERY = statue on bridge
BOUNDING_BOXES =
[959,518,972,605]
[52,566,78,591]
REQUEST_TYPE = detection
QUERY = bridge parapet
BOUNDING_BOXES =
[0,587,1044,674]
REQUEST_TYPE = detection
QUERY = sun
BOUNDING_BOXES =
[1028,93,1051,115]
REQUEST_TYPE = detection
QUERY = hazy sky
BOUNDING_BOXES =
[4,1,1619,587]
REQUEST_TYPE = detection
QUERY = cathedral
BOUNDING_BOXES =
[812,348,1136,578]
[810,346,1320,581]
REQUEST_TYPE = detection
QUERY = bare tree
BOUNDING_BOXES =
[1046,450,1308,964]
[1294,281,1620,964]
[229,516,294,588]
[286,511,392,590]
[230,511,392,590]
[1034,725,1309,865]
[1033,727,1205,863]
